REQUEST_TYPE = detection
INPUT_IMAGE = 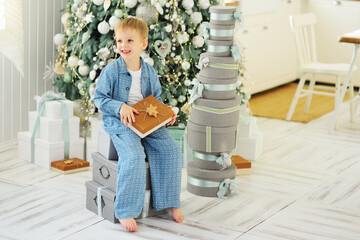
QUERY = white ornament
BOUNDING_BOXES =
[159,0,166,6]
[124,0,137,8]
[182,0,194,10]
[170,52,175,57]
[68,56,79,67]
[114,9,124,18]
[144,57,154,66]
[199,0,210,9]
[61,12,71,26]
[93,0,104,6]
[100,61,105,66]
[79,64,90,76]
[98,21,110,34]
[89,83,97,99]
[165,15,169,20]
[150,25,156,30]
[181,61,191,71]
[177,95,186,103]
[177,32,189,44]
[90,70,97,80]
[192,35,205,47]
[74,0,83,4]
[109,16,120,30]
[82,4,88,11]
[85,12,94,23]
[82,32,90,44]
[66,28,73,36]
[197,22,207,36]
[53,33,65,46]
[93,64,99,70]
[184,79,191,86]
[172,107,179,115]
[170,99,178,107]
[104,0,111,11]
[77,83,83,91]
[78,59,85,66]
[164,24,172,32]
[93,57,97,61]
[191,12,202,25]
[187,9,193,15]
[97,47,110,60]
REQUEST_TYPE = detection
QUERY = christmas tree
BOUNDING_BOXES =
[50,0,248,127]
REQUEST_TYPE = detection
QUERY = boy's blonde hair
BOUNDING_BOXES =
[114,17,149,40]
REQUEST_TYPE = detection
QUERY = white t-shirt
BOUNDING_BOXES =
[127,68,144,106]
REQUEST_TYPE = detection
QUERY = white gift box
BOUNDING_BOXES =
[89,115,102,141]
[18,131,84,169]
[35,99,74,119]
[97,127,118,160]
[231,129,263,161]
[237,117,255,138]
[28,111,80,142]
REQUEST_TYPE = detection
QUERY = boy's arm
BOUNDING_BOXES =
[94,67,124,116]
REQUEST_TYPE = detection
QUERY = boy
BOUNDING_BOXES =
[94,17,184,232]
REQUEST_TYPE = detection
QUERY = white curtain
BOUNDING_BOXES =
[0,0,24,76]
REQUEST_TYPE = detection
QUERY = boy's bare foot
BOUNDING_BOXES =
[119,218,138,232]
[172,208,184,223]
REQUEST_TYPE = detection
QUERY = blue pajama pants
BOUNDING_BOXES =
[110,126,183,219]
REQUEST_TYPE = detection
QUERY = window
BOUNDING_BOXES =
[0,0,5,30]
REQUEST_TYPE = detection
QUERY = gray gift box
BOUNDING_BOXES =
[190,96,241,127]
[186,120,237,154]
[206,40,233,57]
[193,151,229,170]
[97,127,118,160]
[187,162,236,197]
[198,53,238,79]
[92,152,150,192]
[209,6,237,26]
[198,75,238,100]
[209,23,235,41]
[85,181,167,223]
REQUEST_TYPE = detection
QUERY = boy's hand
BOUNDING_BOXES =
[120,103,139,127]
[167,106,177,126]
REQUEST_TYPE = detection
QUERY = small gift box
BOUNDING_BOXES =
[97,127,118,160]
[129,95,173,138]
[209,6,239,26]
[209,23,235,41]
[197,76,238,100]
[51,158,89,174]
[206,39,233,57]
[190,96,242,127]
[198,53,239,79]
[187,162,237,198]
[231,155,251,175]
[35,92,74,119]
[92,152,151,192]
[186,120,237,154]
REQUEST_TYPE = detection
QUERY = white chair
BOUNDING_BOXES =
[286,12,357,122]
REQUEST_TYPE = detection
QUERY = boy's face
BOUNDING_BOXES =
[116,28,148,63]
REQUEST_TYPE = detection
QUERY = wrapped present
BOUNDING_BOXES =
[193,151,232,170]
[224,0,240,7]
[209,6,240,25]
[187,120,237,154]
[51,158,89,174]
[92,152,151,192]
[97,127,118,160]
[28,111,80,142]
[198,53,239,79]
[85,137,97,164]
[231,155,251,175]
[187,162,237,198]
[232,128,263,161]
[190,96,241,127]
[206,39,233,57]
[197,77,238,100]
[18,131,84,169]
[129,95,173,138]
[85,181,167,223]
[34,91,74,119]
[209,23,235,41]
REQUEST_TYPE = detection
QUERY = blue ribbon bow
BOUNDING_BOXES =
[233,12,243,23]
[189,79,204,105]
[217,178,239,199]
[215,153,232,169]
[231,42,243,63]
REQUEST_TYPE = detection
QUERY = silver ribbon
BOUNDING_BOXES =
[195,152,232,169]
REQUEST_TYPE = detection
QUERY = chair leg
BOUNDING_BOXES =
[349,80,355,122]
[334,76,341,129]
[304,74,315,113]
[286,76,306,121]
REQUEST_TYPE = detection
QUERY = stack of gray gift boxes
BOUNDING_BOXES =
[187,6,241,198]
[85,127,166,223]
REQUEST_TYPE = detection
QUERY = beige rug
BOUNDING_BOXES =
[249,82,354,123]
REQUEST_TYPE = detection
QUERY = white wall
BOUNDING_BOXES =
[0,0,66,150]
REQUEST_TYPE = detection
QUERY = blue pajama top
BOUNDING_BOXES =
[94,56,162,135]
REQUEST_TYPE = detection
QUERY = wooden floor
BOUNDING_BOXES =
[1,101,360,240]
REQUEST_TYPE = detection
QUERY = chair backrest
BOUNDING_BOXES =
[289,12,318,66]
